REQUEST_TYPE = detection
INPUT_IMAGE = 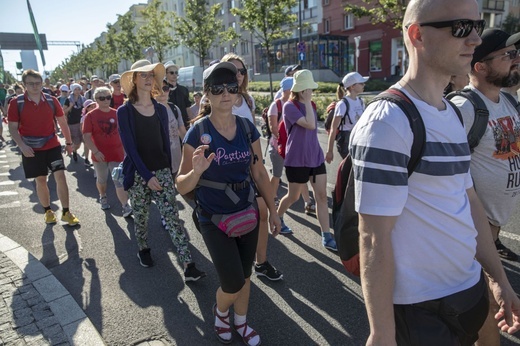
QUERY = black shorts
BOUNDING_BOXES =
[285,162,326,184]
[22,145,65,179]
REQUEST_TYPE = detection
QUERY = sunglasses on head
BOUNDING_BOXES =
[162,85,170,92]
[96,95,112,101]
[209,82,239,95]
[138,72,155,79]
[415,19,486,38]
[237,68,247,76]
[481,49,520,62]
[167,70,179,75]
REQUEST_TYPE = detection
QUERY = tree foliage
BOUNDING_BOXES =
[173,0,229,66]
[115,12,142,67]
[344,0,408,29]
[137,0,175,62]
[502,13,520,34]
[231,0,297,99]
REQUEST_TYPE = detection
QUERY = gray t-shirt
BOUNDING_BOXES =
[451,85,520,226]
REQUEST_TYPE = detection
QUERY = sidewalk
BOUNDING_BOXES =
[0,233,105,345]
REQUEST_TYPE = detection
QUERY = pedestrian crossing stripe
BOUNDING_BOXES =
[0,201,20,208]
[0,181,15,186]
[0,191,18,196]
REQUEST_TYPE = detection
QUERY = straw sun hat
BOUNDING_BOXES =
[120,59,165,94]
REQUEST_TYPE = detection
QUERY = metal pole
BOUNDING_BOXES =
[299,0,302,65]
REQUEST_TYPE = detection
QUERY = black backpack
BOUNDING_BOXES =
[446,88,520,151]
[334,88,463,276]
[260,99,283,139]
[324,97,350,135]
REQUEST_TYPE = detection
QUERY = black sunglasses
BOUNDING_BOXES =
[167,71,179,75]
[237,68,247,76]
[416,19,486,38]
[209,82,239,95]
[96,95,112,101]
[162,85,170,92]
[481,49,520,62]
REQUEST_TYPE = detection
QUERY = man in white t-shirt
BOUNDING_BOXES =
[350,0,520,345]
[450,28,520,346]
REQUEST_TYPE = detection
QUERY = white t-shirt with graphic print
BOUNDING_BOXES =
[334,96,364,132]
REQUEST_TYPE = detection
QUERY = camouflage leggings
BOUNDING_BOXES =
[128,168,192,264]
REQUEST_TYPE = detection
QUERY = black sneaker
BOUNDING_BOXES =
[137,248,154,267]
[254,261,283,281]
[184,263,206,282]
[495,239,518,261]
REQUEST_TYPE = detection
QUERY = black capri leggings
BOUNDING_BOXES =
[199,217,259,294]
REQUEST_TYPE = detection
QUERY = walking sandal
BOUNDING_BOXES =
[213,303,233,344]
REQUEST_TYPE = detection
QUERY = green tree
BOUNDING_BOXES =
[137,0,175,62]
[102,23,120,75]
[116,11,143,69]
[172,0,231,66]
[231,0,297,99]
[502,13,520,34]
[344,0,408,29]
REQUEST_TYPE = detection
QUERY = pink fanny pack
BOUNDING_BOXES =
[211,204,258,237]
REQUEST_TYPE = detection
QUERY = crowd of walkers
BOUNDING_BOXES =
[3,1,520,341]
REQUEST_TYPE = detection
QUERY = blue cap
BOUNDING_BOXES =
[280,77,294,91]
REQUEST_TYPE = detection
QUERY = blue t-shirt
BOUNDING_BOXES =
[184,116,260,214]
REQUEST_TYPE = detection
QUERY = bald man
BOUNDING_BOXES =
[349,0,520,345]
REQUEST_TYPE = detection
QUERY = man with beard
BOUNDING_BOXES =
[450,28,520,346]
[163,61,192,128]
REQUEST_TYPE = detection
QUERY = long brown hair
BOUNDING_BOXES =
[220,53,253,110]
[125,72,161,104]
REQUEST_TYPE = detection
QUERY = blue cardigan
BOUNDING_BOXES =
[117,99,172,191]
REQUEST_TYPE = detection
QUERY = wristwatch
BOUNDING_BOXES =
[65,142,73,146]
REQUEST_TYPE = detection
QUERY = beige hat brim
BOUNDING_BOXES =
[120,62,165,95]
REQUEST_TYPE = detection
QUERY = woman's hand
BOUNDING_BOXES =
[299,89,313,104]
[269,212,282,237]
[193,145,215,176]
[93,151,105,162]
[147,176,163,191]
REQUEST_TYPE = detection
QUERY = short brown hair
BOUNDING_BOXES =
[21,69,42,84]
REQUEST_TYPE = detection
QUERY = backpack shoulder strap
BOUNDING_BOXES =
[501,91,520,113]
[236,115,258,164]
[340,97,352,125]
[370,88,425,176]
[446,88,488,151]
[275,99,283,121]
[167,102,180,122]
[43,93,56,115]
[16,95,25,116]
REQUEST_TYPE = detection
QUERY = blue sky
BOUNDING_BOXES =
[1,0,144,79]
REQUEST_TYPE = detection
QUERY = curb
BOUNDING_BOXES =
[0,232,105,345]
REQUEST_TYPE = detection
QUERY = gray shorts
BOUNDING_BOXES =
[68,123,83,145]
[93,161,123,188]
[268,145,284,178]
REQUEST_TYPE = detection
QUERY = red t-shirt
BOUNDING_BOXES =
[112,93,125,110]
[7,92,64,151]
[82,108,124,162]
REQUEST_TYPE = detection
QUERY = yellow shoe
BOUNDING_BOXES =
[44,210,57,224]
[61,211,80,226]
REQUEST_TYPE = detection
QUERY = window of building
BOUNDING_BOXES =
[344,13,354,30]
[241,41,249,55]
[324,18,330,34]
[323,0,330,5]
[370,40,382,72]
[483,0,505,10]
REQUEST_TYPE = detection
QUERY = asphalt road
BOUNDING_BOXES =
[1,123,520,346]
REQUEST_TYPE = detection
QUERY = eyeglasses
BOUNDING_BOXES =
[237,68,247,76]
[96,95,112,101]
[167,71,179,75]
[416,19,486,38]
[481,49,520,62]
[162,85,170,92]
[138,72,155,79]
[209,82,239,95]
[111,80,120,84]
[25,82,42,87]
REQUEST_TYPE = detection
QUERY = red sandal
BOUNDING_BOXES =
[213,303,233,344]
[235,321,261,346]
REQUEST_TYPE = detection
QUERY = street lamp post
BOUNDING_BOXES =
[354,36,361,72]
[299,0,303,65]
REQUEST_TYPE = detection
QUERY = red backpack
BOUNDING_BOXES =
[277,100,317,159]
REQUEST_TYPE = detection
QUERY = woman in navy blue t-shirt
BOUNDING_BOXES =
[176,62,280,346]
